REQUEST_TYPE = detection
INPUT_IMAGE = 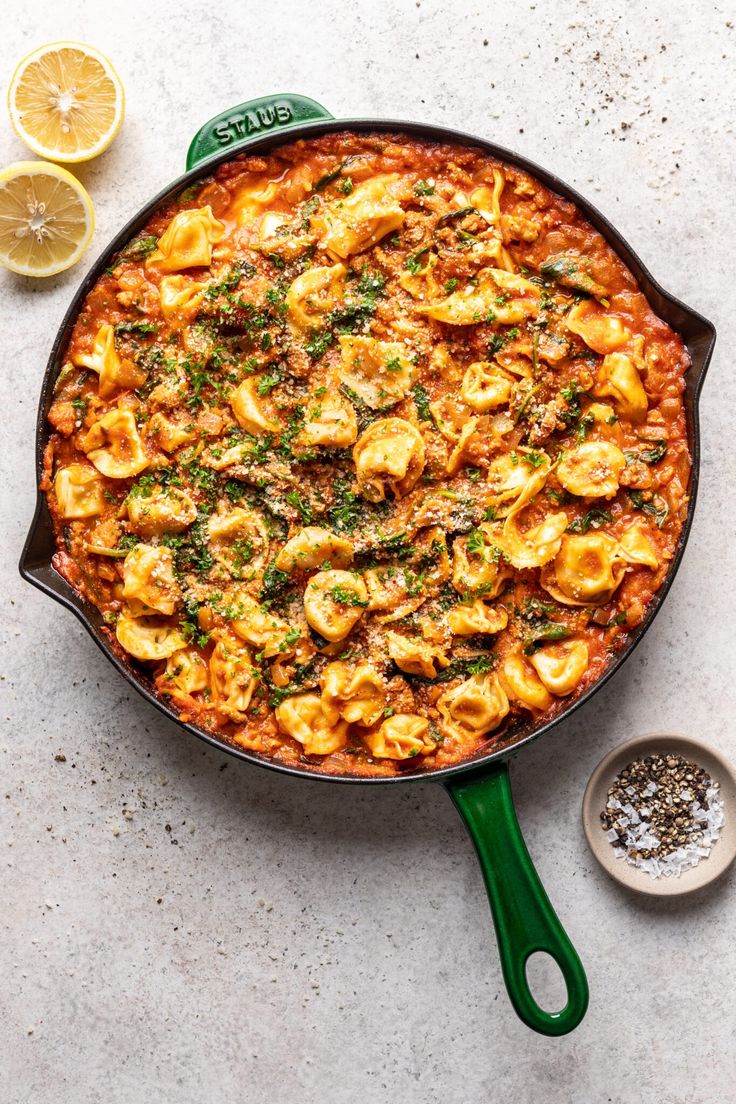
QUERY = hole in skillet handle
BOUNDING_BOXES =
[186,94,335,171]
[525,951,568,1015]
[444,760,589,1036]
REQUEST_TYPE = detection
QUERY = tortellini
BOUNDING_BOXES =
[418,268,540,326]
[338,336,415,410]
[320,662,386,726]
[437,673,510,741]
[275,693,348,756]
[593,351,648,422]
[542,532,624,606]
[145,412,197,453]
[365,527,450,623]
[232,180,279,227]
[126,485,197,537]
[447,600,508,636]
[398,251,441,300]
[299,393,358,448]
[81,408,149,479]
[363,715,434,760]
[122,544,180,616]
[385,631,449,679]
[556,440,626,499]
[286,263,346,330]
[487,450,551,514]
[500,651,553,711]
[147,206,225,272]
[159,275,207,324]
[470,170,505,225]
[353,418,425,502]
[231,593,298,658]
[209,637,258,722]
[314,174,406,259]
[116,616,186,661]
[529,640,589,696]
[165,648,209,694]
[452,533,510,598]
[565,301,631,354]
[230,378,280,435]
[73,324,146,400]
[207,508,269,577]
[618,522,659,569]
[492,512,568,570]
[54,464,105,519]
[460,362,515,412]
[303,569,368,641]
[275,526,353,573]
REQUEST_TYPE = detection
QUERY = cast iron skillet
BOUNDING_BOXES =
[19,94,716,1036]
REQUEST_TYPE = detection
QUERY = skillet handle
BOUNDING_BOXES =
[186,94,334,170]
[444,761,588,1036]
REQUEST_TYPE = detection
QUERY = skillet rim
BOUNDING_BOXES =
[19,116,716,785]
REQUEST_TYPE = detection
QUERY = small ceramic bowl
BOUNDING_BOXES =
[582,733,736,896]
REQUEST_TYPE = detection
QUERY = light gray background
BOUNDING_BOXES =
[2,2,735,1102]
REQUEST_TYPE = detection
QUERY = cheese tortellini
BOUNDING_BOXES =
[452,533,511,598]
[365,527,450,623]
[275,693,348,756]
[496,513,568,571]
[353,418,425,502]
[81,408,149,479]
[437,673,510,741]
[207,508,270,578]
[231,593,299,658]
[54,464,105,519]
[542,532,624,606]
[314,174,407,259]
[500,651,553,712]
[276,527,353,573]
[209,636,259,721]
[159,275,207,324]
[385,631,450,679]
[339,336,415,410]
[557,440,626,499]
[122,544,181,616]
[303,569,368,641]
[299,393,358,448]
[565,301,631,354]
[593,351,648,422]
[363,715,434,760]
[230,378,280,435]
[286,263,346,330]
[320,662,386,726]
[73,324,146,400]
[165,648,209,694]
[116,616,186,661]
[447,600,508,637]
[147,206,225,272]
[127,485,197,537]
[529,640,589,696]
[418,268,540,326]
[460,362,515,411]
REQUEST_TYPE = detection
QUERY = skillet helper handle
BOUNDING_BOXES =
[445,761,588,1036]
[186,94,334,170]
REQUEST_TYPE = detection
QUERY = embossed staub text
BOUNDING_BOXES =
[213,102,293,146]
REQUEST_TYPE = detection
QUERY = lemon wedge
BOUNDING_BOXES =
[8,41,124,162]
[0,161,94,276]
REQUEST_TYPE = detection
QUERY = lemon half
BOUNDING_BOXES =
[8,41,124,162]
[0,161,94,276]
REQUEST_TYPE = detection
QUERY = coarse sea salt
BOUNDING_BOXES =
[601,754,725,880]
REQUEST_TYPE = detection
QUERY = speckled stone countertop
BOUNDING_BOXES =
[2,2,734,1102]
